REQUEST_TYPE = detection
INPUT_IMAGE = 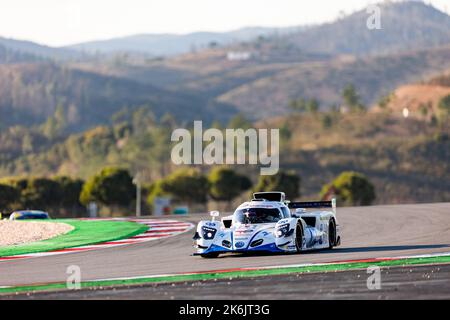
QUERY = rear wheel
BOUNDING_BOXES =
[295,222,304,253]
[328,219,336,249]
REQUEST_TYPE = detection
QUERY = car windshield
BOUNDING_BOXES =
[22,214,47,219]
[233,207,283,224]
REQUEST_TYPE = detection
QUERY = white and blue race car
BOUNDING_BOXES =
[193,192,341,258]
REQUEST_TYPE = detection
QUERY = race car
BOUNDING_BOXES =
[193,192,341,258]
[9,210,50,220]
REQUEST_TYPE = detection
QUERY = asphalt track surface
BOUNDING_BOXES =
[1,202,450,298]
[5,264,450,299]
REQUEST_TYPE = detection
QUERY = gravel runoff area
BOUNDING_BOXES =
[0,220,74,247]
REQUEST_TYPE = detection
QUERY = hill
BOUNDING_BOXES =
[0,62,237,131]
[66,2,450,119]
[0,37,83,61]
[374,84,450,117]
[0,43,44,64]
[67,2,450,58]
[255,112,450,204]
[70,44,450,121]
[266,1,450,57]
[71,45,450,120]
[66,27,301,56]
[428,72,450,87]
[213,45,450,118]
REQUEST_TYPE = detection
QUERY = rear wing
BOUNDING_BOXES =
[288,198,336,215]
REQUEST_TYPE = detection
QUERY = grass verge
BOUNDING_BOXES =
[0,219,148,258]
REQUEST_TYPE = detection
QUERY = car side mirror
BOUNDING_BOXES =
[210,211,220,221]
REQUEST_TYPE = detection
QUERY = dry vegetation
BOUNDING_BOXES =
[257,112,450,203]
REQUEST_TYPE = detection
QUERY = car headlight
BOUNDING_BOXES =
[275,223,290,237]
[201,226,217,240]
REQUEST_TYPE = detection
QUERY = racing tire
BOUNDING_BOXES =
[328,218,337,249]
[200,252,220,259]
[295,222,304,253]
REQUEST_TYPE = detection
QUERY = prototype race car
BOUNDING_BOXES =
[193,192,341,258]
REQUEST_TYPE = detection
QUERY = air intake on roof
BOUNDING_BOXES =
[252,192,286,202]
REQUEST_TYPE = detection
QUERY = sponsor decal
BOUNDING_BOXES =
[235,229,254,234]
[235,241,245,248]
[222,240,232,248]
[201,226,217,240]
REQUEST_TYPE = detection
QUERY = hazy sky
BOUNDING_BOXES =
[0,0,448,47]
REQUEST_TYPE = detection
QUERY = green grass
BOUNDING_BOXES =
[0,219,148,257]
[1,254,449,295]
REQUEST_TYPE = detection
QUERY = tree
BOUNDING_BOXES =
[289,98,306,113]
[113,122,132,140]
[80,167,135,209]
[321,114,333,129]
[305,99,320,113]
[54,103,67,133]
[208,167,252,205]
[228,114,253,130]
[253,170,300,200]
[320,171,375,206]
[160,113,178,130]
[342,84,365,112]
[54,176,84,209]
[438,95,450,125]
[377,94,392,110]
[42,104,67,139]
[132,107,156,134]
[42,116,58,140]
[419,103,429,117]
[158,169,209,206]
[279,122,292,149]
[20,178,61,209]
[21,133,33,153]
[439,94,450,115]
[289,98,320,114]
[0,184,19,212]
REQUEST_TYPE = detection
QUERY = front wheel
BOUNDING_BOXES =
[295,222,304,253]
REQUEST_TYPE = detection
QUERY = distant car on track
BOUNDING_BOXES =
[9,210,50,220]
[193,192,341,258]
